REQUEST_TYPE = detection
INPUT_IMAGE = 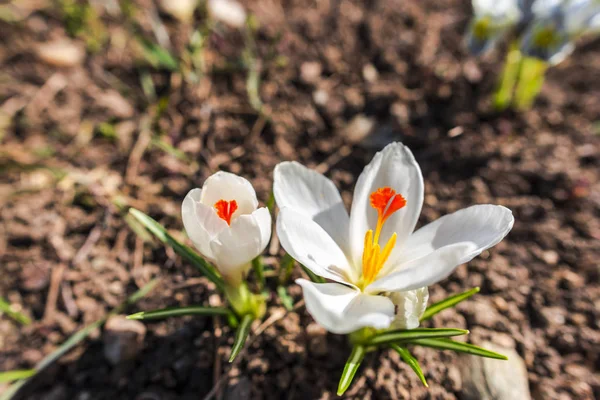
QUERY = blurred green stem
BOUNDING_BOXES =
[494,42,522,111]
[513,57,548,111]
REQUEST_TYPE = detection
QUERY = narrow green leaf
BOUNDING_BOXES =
[420,287,480,322]
[276,285,294,311]
[493,42,522,110]
[0,297,31,325]
[0,370,35,383]
[300,263,325,284]
[513,56,548,110]
[0,279,159,400]
[337,344,366,396]
[128,208,225,292]
[265,191,275,214]
[389,344,428,387]
[140,39,179,71]
[367,328,468,347]
[229,314,253,363]
[127,306,231,321]
[408,338,508,360]
[252,256,266,290]
[279,253,295,284]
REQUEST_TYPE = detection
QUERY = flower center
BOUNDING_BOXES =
[361,187,406,287]
[214,199,238,225]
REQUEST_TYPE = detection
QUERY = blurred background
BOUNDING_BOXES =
[0,0,599,399]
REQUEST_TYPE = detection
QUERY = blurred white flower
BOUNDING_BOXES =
[159,0,197,22]
[275,143,514,334]
[521,0,600,64]
[207,0,247,29]
[467,0,523,54]
[182,172,271,286]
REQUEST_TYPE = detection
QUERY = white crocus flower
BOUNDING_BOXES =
[274,143,514,335]
[467,0,523,54]
[182,172,271,286]
[521,0,600,64]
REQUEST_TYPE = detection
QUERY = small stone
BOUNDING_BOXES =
[362,63,379,83]
[538,307,566,328]
[542,250,559,265]
[207,0,247,28]
[224,376,251,400]
[447,365,463,392]
[459,342,531,400]
[103,315,146,365]
[343,114,375,144]
[159,0,197,22]
[300,61,322,84]
[37,39,85,67]
[312,89,329,106]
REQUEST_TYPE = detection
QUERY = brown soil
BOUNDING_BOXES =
[1,0,599,399]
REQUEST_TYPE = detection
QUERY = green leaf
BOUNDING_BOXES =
[0,297,31,325]
[367,328,468,347]
[276,285,294,311]
[0,370,35,383]
[408,338,508,360]
[337,344,366,396]
[140,39,179,71]
[279,253,295,284]
[229,314,253,363]
[389,344,428,387]
[0,279,159,400]
[127,306,231,321]
[265,191,275,214]
[128,208,225,292]
[420,287,480,322]
[300,263,325,284]
[252,256,266,290]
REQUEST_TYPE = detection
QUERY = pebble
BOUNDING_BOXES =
[103,315,146,365]
[300,61,322,84]
[458,342,531,400]
[36,39,85,67]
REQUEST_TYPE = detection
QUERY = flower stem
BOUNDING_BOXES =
[224,281,266,320]
[493,42,522,111]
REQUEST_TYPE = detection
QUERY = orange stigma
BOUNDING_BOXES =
[361,187,406,287]
[214,199,238,225]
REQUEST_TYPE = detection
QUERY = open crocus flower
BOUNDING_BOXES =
[467,0,522,55]
[182,172,271,286]
[520,0,600,65]
[274,143,514,334]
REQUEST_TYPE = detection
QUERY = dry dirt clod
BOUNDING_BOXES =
[103,315,146,365]
[458,342,531,400]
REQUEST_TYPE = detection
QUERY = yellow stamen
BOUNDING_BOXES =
[360,187,406,288]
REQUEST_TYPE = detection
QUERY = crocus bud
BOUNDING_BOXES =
[182,172,271,286]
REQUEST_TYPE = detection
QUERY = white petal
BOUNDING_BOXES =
[388,287,429,330]
[253,207,272,253]
[277,208,355,285]
[182,188,227,261]
[210,208,271,285]
[296,279,395,334]
[273,161,350,257]
[367,205,514,293]
[348,142,424,267]
[200,171,258,218]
